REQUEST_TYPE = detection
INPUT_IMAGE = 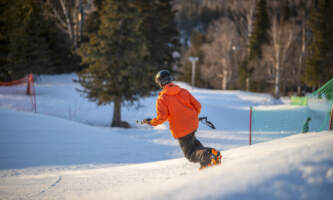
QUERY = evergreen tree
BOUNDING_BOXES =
[0,0,9,81]
[0,0,81,81]
[304,0,333,88]
[249,0,270,59]
[83,0,103,42]
[47,22,82,73]
[237,58,254,90]
[174,0,225,44]
[142,0,179,90]
[237,0,269,91]
[5,0,53,80]
[77,0,179,127]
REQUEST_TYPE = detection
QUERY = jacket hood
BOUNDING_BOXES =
[160,83,181,96]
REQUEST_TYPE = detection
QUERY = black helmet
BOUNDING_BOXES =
[155,69,173,87]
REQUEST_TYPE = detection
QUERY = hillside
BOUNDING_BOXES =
[0,74,332,199]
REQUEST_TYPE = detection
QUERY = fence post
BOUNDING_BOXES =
[27,73,36,112]
[26,74,32,95]
[329,104,333,130]
[249,106,252,145]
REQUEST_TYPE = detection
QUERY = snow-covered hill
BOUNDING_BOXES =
[0,74,332,199]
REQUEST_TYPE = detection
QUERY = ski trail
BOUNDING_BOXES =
[34,175,62,198]
[50,176,62,188]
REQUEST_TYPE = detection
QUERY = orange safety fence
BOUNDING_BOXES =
[0,76,28,86]
[0,73,37,112]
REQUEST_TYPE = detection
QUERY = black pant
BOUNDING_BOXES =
[178,131,212,166]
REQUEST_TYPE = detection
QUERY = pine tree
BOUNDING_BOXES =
[142,0,179,90]
[237,58,254,90]
[237,0,269,91]
[77,0,179,127]
[3,0,54,80]
[0,0,9,81]
[249,0,270,60]
[83,0,103,42]
[304,0,333,88]
[0,0,82,81]
[47,22,82,73]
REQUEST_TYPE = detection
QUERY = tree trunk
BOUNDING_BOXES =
[78,0,84,45]
[246,77,250,91]
[111,98,121,127]
[222,69,228,90]
[59,0,76,49]
[297,24,306,96]
[274,60,280,98]
[297,85,302,96]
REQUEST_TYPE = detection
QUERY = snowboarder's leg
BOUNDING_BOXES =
[178,131,221,168]
[178,132,206,163]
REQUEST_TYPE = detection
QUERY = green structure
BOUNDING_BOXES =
[251,78,333,144]
[311,78,333,102]
[291,96,308,106]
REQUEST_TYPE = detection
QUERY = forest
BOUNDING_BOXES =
[175,0,333,97]
[0,0,332,100]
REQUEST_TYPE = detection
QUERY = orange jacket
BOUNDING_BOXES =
[150,83,201,139]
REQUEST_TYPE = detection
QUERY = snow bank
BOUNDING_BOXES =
[0,131,332,200]
[0,108,176,169]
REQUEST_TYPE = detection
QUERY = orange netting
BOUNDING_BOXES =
[0,74,36,112]
[0,77,28,86]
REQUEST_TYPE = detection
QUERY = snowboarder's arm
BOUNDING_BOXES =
[143,118,152,124]
[150,98,168,126]
[189,93,201,115]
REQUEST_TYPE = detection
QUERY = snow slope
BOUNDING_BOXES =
[0,74,333,199]
[1,131,332,200]
[0,109,176,169]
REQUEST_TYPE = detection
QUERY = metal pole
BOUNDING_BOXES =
[249,106,252,145]
[191,61,196,87]
[188,57,198,88]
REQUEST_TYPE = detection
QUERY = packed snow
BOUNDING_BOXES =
[0,74,332,200]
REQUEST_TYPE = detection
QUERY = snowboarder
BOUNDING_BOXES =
[302,116,311,133]
[142,69,222,169]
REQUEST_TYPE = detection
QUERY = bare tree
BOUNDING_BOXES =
[177,0,257,90]
[228,0,257,90]
[202,18,245,90]
[292,0,313,95]
[45,0,94,49]
[263,17,297,98]
[228,0,256,51]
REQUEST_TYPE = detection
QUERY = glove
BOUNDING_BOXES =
[143,118,152,124]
